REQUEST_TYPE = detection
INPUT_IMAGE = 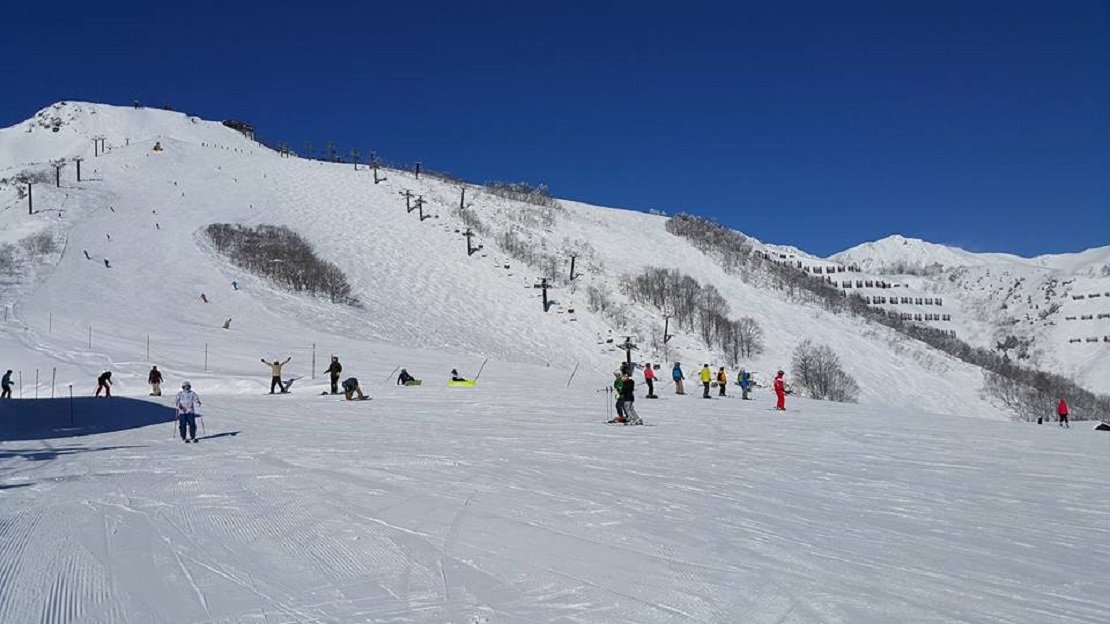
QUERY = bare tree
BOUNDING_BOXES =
[791,340,859,403]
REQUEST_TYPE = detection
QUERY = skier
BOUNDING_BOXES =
[739,369,752,400]
[342,377,368,400]
[1,370,11,399]
[700,364,712,398]
[609,371,627,423]
[148,366,163,396]
[95,371,113,397]
[644,363,657,398]
[618,372,642,425]
[397,368,415,385]
[774,370,786,410]
[261,356,291,394]
[176,380,202,443]
[326,356,343,395]
[717,367,728,397]
[200,293,209,303]
[672,362,686,395]
[1057,398,1070,428]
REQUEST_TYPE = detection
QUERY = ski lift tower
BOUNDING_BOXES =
[617,336,638,372]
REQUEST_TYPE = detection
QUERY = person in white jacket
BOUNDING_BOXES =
[176,381,202,443]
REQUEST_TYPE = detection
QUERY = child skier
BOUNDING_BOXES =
[700,364,712,398]
[717,367,727,397]
[672,363,685,395]
[1057,398,1070,428]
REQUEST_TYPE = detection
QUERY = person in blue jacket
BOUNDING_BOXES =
[739,369,752,400]
[672,363,686,395]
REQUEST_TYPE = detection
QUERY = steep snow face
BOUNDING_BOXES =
[0,100,1100,417]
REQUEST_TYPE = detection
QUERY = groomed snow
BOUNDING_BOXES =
[3,385,1110,623]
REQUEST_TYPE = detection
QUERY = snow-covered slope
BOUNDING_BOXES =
[831,235,1110,393]
[0,101,1015,417]
[3,101,1110,624]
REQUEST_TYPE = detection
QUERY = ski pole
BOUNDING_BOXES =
[383,365,400,383]
[474,357,489,380]
[171,412,178,438]
[199,415,206,435]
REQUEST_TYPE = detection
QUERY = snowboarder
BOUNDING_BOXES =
[717,367,728,397]
[231,280,239,291]
[261,356,291,394]
[222,318,232,330]
[1,370,11,399]
[644,363,657,398]
[176,381,202,442]
[148,366,163,396]
[103,259,111,268]
[342,377,368,400]
[450,369,467,382]
[397,368,415,385]
[326,356,343,394]
[774,370,786,410]
[1058,398,1070,428]
[700,364,712,398]
[618,372,642,425]
[201,293,209,303]
[95,371,112,397]
[672,363,686,395]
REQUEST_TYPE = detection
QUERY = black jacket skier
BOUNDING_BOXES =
[326,357,342,394]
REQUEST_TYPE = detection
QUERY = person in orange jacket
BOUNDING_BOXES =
[774,370,786,410]
[1057,398,1070,428]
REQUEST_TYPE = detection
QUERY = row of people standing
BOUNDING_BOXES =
[669,362,786,409]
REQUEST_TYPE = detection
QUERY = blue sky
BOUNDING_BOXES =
[3,0,1107,257]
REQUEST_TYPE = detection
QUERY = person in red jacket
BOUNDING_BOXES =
[644,363,658,398]
[1057,398,1070,428]
[774,370,786,410]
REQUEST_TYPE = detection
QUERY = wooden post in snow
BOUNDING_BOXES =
[533,277,552,312]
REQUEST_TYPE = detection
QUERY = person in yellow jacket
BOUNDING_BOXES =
[717,367,728,397]
[261,356,292,394]
[700,364,712,398]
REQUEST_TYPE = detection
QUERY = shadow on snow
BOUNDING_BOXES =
[0,397,176,442]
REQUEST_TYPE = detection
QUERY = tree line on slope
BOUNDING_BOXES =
[204,224,357,305]
[665,214,1110,420]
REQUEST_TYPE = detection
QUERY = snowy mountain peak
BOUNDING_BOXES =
[0,101,252,171]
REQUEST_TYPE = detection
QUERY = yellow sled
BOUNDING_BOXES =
[447,380,475,387]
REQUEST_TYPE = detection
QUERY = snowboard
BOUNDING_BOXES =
[404,380,423,386]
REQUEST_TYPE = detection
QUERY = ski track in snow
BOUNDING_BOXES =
[4,389,1110,623]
